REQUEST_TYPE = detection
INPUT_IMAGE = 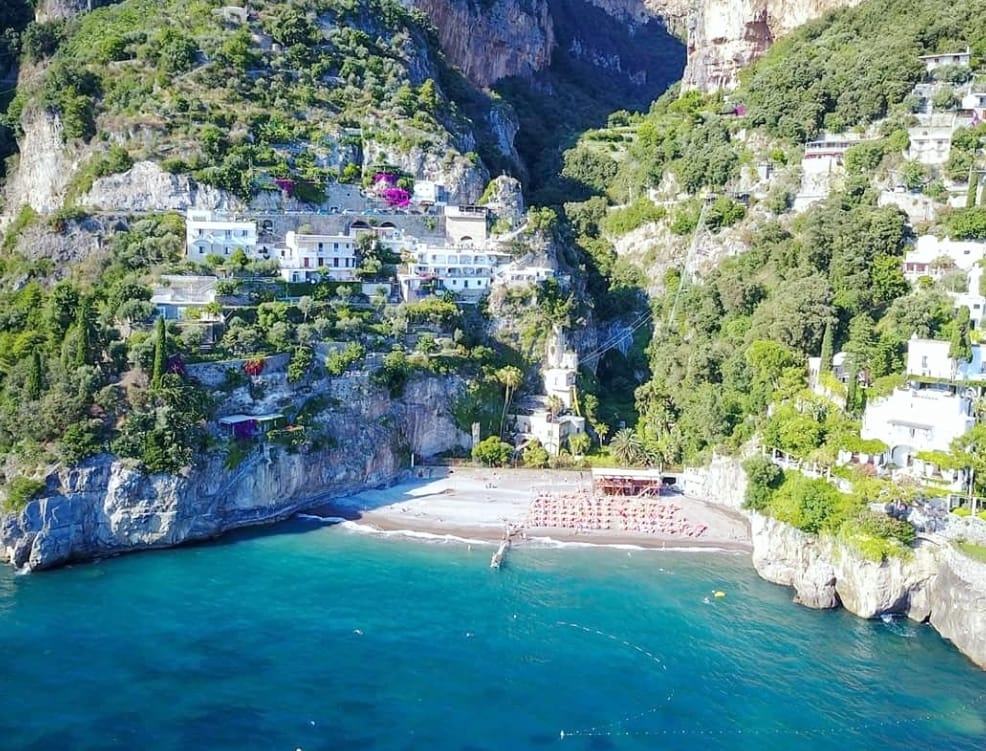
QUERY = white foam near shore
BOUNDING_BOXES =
[296,514,349,524]
[337,520,495,547]
[330,467,752,552]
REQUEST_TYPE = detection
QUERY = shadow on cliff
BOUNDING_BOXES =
[494,0,686,206]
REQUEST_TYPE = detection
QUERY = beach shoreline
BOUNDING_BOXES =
[312,465,752,553]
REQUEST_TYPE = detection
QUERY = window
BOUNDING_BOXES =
[303,257,309,268]
[333,258,339,267]
[921,355,928,368]
[333,243,339,250]
[318,258,324,267]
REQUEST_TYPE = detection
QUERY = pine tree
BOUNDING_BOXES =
[27,350,43,400]
[151,316,167,389]
[819,321,834,373]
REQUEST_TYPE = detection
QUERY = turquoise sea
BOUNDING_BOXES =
[1,518,984,751]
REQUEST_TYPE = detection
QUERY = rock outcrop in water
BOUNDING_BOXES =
[0,374,469,571]
[750,512,986,669]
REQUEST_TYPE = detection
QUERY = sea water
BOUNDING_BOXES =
[0,518,984,751]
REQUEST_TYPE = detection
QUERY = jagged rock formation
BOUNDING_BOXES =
[3,109,82,214]
[681,0,864,91]
[411,0,556,87]
[413,0,861,94]
[480,175,525,225]
[750,512,986,669]
[0,374,469,571]
[80,161,239,213]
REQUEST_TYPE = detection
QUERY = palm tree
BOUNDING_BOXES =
[609,428,643,467]
[594,422,610,448]
[496,366,524,437]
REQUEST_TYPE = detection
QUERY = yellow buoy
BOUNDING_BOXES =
[713,590,726,599]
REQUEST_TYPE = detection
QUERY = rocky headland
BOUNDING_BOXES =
[0,367,469,571]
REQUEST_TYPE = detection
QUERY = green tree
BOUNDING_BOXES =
[27,350,44,400]
[74,297,94,366]
[968,172,980,208]
[151,316,167,389]
[742,455,783,511]
[609,428,643,467]
[472,436,513,467]
[523,439,550,468]
[496,366,524,437]
[819,321,834,374]
[950,305,973,362]
[569,432,591,457]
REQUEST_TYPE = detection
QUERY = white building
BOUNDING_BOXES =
[901,235,986,280]
[444,205,488,246]
[961,91,986,111]
[918,49,971,73]
[279,231,358,282]
[793,133,873,211]
[398,244,507,300]
[906,337,986,382]
[906,114,956,166]
[543,328,579,409]
[511,412,587,456]
[151,275,220,320]
[185,210,259,261]
[861,385,975,467]
[493,263,556,287]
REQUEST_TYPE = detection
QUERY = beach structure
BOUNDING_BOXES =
[590,468,667,497]
[185,210,260,261]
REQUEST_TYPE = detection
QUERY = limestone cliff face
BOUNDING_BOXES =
[80,161,240,213]
[4,109,83,215]
[0,374,469,571]
[411,0,555,88]
[682,0,864,91]
[750,513,986,669]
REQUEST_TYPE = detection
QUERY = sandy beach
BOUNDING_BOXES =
[318,466,751,552]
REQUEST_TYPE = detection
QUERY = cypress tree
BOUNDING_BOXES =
[981,174,986,206]
[950,306,972,363]
[845,363,859,416]
[74,297,92,366]
[27,350,43,400]
[819,321,834,374]
[967,173,979,208]
[151,315,166,388]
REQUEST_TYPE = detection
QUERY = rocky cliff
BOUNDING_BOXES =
[750,513,986,669]
[0,374,469,571]
[681,0,864,91]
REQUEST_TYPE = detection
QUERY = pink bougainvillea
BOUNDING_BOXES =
[380,187,410,207]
